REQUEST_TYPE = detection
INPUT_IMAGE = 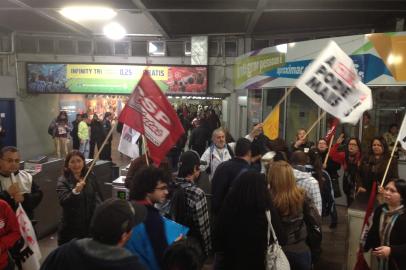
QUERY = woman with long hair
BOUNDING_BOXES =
[329,135,362,206]
[54,111,71,158]
[359,136,398,196]
[56,150,103,245]
[213,170,285,270]
[364,179,406,270]
[268,161,321,270]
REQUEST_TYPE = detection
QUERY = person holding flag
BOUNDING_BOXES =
[363,178,406,270]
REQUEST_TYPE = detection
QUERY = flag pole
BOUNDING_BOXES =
[83,121,116,183]
[380,113,406,187]
[263,86,295,123]
[323,134,335,167]
[304,111,327,138]
[142,135,150,166]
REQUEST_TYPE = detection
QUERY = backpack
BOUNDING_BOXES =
[47,120,55,136]
[168,185,193,229]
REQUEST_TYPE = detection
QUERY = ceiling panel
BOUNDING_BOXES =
[152,12,251,35]
[0,10,76,33]
[141,0,257,9]
[15,0,136,9]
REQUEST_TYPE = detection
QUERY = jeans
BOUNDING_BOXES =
[285,250,312,270]
[79,139,90,159]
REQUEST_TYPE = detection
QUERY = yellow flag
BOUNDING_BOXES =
[263,105,280,140]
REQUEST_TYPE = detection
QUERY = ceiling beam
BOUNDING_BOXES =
[247,0,269,34]
[131,0,169,38]
[7,0,92,36]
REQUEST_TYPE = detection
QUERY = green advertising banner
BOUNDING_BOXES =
[27,63,208,95]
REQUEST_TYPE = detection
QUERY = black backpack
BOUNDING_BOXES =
[168,185,193,229]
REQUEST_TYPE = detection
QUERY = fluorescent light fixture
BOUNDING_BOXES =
[60,6,116,21]
[276,44,287,53]
[103,22,126,40]
[149,42,158,53]
[288,42,296,48]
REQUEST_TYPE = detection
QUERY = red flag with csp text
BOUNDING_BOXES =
[118,71,185,165]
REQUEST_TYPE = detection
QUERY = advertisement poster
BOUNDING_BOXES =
[27,63,207,95]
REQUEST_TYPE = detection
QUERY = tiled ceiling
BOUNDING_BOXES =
[0,0,406,39]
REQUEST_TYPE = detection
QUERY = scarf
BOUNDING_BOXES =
[378,204,405,270]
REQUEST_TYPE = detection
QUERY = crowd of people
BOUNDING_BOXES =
[0,107,404,270]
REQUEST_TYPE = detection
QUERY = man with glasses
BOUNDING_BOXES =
[125,166,171,270]
[0,146,43,221]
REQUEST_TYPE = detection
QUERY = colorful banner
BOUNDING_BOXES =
[27,63,207,95]
[296,41,373,124]
[234,32,406,90]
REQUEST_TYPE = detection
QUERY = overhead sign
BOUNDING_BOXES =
[26,63,207,95]
[296,41,373,124]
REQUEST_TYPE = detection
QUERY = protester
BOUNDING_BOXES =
[316,138,341,198]
[40,198,147,270]
[291,128,314,153]
[0,199,21,270]
[70,114,82,150]
[89,114,104,159]
[211,138,252,218]
[52,111,71,158]
[125,166,170,270]
[0,146,43,221]
[383,124,399,154]
[188,120,210,157]
[268,161,321,270]
[290,151,322,215]
[78,113,90,159]
[361,112,376,155]
[100,112,113,161]
[364,179,406,270]
[307,148,338,229]
[330,135,362,206]
[163,238,204,270]
[359,136,398,196]
[213,171,286,270]
[169,150,211,257]
[56,150,103,245]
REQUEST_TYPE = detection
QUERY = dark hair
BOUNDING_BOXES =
[345,137,362,164]
[308,149,323,189]
[0,146,18,159]
[363,111,371,120]
[63,150,87,177]
[163,238,204,270]
[177,151,201,178]
[82,113,88,119]
[235,138,251,157]
[290,151,309,166]
[389,123,398,131]
[129,166,167,200]
[369,136,389,157]
[387,179,406,203]
[222,171,271,212]
[104,112,112,119]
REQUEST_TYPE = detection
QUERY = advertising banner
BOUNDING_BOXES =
[27,63,207,95]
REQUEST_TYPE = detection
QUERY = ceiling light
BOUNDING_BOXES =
[60,6,116,21]
[276,44,287,53]
[103,22,126,40]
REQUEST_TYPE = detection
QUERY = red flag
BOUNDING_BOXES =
[119,71,185,164]
[325,118,339,143]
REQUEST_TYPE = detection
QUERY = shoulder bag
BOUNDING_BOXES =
[265,210,290,270]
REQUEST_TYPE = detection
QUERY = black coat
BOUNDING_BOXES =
[211,158,250,216]
[364,204,406,270]
[56,173,103,245]
[188,125,210,157]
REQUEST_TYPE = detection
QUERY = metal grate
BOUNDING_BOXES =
[39,39,54,54]
[114,41,130,55]
[78,40,92,55]
[209,40,220,57]
[166,41,184,57]
[225,40,237,57]
[131,41,147,56]
[95,41,113,55]
[17,37,37,53]
[57,40,75,54]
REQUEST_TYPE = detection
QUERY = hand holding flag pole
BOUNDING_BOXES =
[323,134,335,167]
[141,135,150,166]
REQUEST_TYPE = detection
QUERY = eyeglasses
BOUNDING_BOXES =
[155,186,168,191]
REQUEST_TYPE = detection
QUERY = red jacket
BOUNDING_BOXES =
[329,143,361,171]
[0,199,21,269]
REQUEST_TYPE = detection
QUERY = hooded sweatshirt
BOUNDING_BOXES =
[40,238,146,270]
[293,166,322,216]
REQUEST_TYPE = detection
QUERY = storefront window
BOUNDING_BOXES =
[286,89,319,145]
[247,89,262,129]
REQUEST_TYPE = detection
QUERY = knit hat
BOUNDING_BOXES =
[90,198,146,245]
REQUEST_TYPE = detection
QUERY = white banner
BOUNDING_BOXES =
[118,124,140,158]
[397,114,406,150]
[296,41,373,124]
[16,204,41,270]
